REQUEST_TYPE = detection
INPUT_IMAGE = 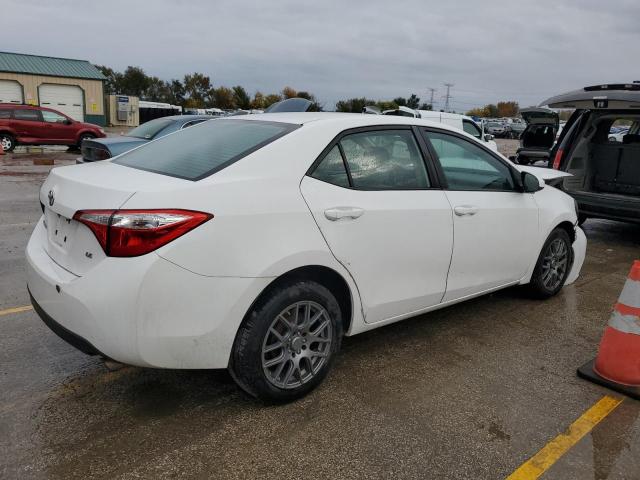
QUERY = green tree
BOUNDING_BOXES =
[407,94,420,109]
[212,86,236,109]
[496,101,519,117]
[282,86,298,99]
[251,91,266,109]
[143,76,171,102]
[335,97,375,113]
[393,97,407,107]
[119,66,150,97]
[166,79,185,105]
[263,93,283,108]
[183,72,212,108]
[296,91,323,111]
[419,102,432,110]
[95,65,122,95]
[232,86,251,109]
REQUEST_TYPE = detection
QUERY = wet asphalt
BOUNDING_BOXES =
[1,144,640,479]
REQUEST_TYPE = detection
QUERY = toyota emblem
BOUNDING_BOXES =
[48,190,55,207]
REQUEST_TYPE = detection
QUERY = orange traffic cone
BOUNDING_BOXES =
[578,260,640,399]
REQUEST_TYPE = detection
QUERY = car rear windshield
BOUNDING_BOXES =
[114,119,298,180]
[127,118,175,139]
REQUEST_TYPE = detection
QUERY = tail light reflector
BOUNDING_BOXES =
[552,148,564,170]
[73,209,212,257]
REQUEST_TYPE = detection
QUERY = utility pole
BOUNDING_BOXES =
[443,83,454,112]
[427,87,436,110]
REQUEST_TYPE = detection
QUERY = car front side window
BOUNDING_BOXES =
[41,111,67,123]
[425,130,516,191]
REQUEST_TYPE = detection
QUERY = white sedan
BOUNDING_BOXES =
[27,113,586,401]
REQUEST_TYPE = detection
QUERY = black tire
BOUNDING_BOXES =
[528,228,573,299]
[0,133,16,152]
[75,133,95,149]
[229,280,343,402]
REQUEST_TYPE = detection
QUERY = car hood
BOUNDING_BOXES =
[87,136,148,155]
[516,165,572,181]
[540,84,640,110]
[520,108,559,126]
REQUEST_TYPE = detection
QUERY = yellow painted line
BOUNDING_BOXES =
[507,395,623,480]
[0,305,33,317]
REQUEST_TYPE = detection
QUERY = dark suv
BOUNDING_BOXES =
[544,83,640,224]
[0,104,105,152]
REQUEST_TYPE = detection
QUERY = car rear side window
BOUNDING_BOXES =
[340,130,430,189]
[311,146,350,187]
[14,109,41,121]
[0,109,11,119]
[114,119,297,180]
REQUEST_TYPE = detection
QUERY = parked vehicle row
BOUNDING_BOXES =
[28,112,586,401]
[0,104,105,152]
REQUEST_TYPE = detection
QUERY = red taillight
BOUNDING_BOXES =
[73,209,213,257]
[552,148,564,170]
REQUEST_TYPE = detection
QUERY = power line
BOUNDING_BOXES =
[427,87,436,108]
[443,83,454,112]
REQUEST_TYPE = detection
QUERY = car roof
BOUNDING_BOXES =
[158,114,212,121]
[223,111,467,133]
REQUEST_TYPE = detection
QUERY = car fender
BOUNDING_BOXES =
[254,250,365,335]
[520,185,580,285]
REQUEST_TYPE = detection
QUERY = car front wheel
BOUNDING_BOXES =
[0,133,16,152]
[528,228,573,298]
[230,280,343,402]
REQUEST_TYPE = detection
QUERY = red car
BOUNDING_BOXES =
[0,104,105,152]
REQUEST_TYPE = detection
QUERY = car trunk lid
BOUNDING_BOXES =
[540,84,640,110]
[39,162,186,275]
[521,107,559,127]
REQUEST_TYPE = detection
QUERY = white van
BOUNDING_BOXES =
[364,106,499,152]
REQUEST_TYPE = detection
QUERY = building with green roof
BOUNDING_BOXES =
[0,52,106,125]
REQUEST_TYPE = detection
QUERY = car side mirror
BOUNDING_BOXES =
[522,171,543,193]
[64,119,72,125]
[484,134,494,141]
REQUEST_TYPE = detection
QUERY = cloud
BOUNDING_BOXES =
[3,0,639,111]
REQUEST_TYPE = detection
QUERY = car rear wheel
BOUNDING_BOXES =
[230,280,343,402]
[528,228,573,298]
[0,133,16,152]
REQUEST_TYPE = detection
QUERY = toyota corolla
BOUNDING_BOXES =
[26,113,586,401]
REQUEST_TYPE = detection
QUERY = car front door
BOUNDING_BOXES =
[12,109,48,141]
[421,128,538,301]
[41,109,75,143]
[300,127,454,324]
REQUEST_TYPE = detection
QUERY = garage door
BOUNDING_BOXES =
[0,80,23,104]
[39,84,84,121]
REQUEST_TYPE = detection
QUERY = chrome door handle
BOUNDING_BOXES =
[454,205,479,216]
[324,207,365,221]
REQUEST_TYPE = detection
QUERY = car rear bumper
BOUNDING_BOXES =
[26,220,273,369]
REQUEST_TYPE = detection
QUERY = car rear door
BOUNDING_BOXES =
[300,126,453,324]
[421,128,538,301]
[12,109,48,141]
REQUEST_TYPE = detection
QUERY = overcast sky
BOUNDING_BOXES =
[3,0,639,111]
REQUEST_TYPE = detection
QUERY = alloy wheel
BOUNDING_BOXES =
[541,238,569,290]
[1,136,12,151]
[261,301,333,390]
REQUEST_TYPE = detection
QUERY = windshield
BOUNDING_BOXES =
[127,118,174,139]
[115,119,298,180]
